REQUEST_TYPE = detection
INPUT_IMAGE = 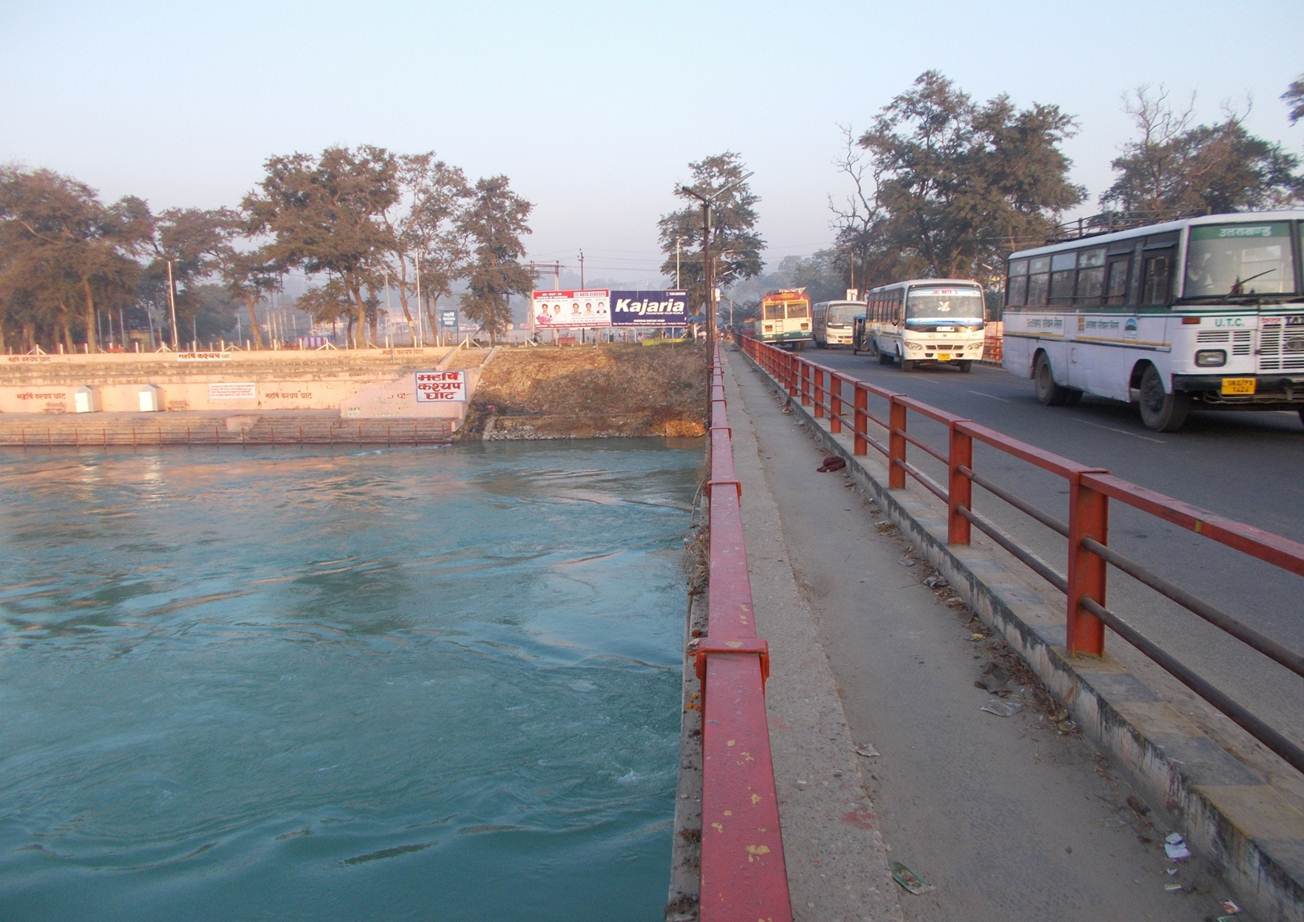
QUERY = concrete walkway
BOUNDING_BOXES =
[722,350,1224,921]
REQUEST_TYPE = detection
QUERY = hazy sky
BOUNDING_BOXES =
[3,0,1302,287]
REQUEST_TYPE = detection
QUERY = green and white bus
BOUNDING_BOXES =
[852,279,986,371]
[1002,211,1304,431]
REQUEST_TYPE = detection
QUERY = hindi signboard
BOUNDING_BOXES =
[414,370,466,402]
[531,289,611,329]
[610,289,688,326]
[177,351,232,362]
[208,382,257,401]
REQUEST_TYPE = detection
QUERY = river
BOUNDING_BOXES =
[0,440,700,921]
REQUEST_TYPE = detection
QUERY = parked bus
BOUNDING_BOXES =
[754,288,812,348]
[812,300,865,347]
[851,279,986,371]
[1002,210,1304,432]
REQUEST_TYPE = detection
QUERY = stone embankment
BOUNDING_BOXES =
[466,343,707,440]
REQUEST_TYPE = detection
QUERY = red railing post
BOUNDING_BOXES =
[948,422,973,544]
[785,352,797,398]
[829,375,842,433]
[813,367,824,418]
[853,383,868,456]
[800,362,812,407]
[888,396,907,489]
[1066,472,1109,656]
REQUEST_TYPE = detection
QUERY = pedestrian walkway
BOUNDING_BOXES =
[722,350,1221,921]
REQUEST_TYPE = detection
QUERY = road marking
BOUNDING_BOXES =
[1081,420,1165,444]
[967,390,1011,403]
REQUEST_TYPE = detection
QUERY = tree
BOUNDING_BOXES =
[0,167,152,352]
[458,175,533,344]
[858,71,1083,281]
[1101,86,1303,218]
[1284,75,1304,125]
[244,146,400,348]
[153,207,240,347]
[658,152,765,314]
[829,124,886,293]
[388,154,474,342]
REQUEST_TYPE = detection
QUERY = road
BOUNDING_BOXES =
[727,357,1222,921]
[788,345,1304,755]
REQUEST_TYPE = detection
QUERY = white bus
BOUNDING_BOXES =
[812,300,865,347]
[1002,211,1304,431]
[851,279,986,371]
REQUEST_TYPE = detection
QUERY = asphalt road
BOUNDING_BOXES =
[789,345,1304,754]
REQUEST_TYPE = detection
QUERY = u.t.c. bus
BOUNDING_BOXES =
[812,300,865,347]
[1001,210,1304,431]
[754,288,812,348]
[852,279,986,371]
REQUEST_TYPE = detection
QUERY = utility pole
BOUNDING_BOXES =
[579,249,585,288]
[415,251,423,347]
[166,258,179,350]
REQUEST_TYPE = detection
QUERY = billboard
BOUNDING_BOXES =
[610,289,688,326]
[531,289,611,329]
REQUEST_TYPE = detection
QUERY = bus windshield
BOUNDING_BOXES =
[1183,223,1297,298]
[827,304,863,325]
[905,287,984,322]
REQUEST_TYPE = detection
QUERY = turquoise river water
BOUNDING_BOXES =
[0,441,701,921]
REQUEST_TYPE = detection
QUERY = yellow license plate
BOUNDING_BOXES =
[1220,377,1256,395]
[937,353,951,361]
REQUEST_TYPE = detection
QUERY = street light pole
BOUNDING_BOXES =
[677,172,753,345]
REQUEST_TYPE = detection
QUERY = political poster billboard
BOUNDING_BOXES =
[610,290,688,327]
[531,289,611,329]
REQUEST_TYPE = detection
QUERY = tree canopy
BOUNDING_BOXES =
[1100,87,1303,219]
[658,152,765,314]
[458,175,533,344]
[855,71,1084,283]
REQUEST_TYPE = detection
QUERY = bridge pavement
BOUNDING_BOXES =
[720,349,1237,922]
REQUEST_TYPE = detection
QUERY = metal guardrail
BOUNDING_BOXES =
[693,344,793,921]
[739,334,1304,774]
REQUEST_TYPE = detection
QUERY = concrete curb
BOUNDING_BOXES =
[734,346,1304,922]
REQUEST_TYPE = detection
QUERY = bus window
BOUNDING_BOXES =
[1140,249,1175,305]
[1026,256,1050,305]
[786,300,809,319]
[1077,248,1106,302]
[1104,254,1131,304]
[1184,222,1296,296]
[1049,252,1077,304]
[1006,258,1028,306]
[764,302,785,320]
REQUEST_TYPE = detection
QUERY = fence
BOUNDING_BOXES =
[694,344,793,921]
[738,334,1304,775]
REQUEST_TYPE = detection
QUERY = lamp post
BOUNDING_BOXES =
[676,172,753,344]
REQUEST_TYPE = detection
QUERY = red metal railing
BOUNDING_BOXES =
[739,334,1304,774]
[694,344,792,921]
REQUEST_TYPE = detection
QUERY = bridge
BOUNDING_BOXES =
[677,339,1303,921]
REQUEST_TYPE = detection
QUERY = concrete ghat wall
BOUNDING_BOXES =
[0,348,460,417]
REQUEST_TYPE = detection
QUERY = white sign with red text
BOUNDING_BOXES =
[414,370,466,402]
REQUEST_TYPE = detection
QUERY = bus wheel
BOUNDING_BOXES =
[899,356,915,371]
[957,360,973,373]
[1034,353,1069,406]
[1137,365,1190,432]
